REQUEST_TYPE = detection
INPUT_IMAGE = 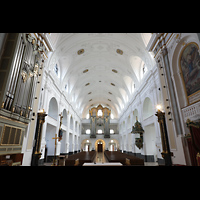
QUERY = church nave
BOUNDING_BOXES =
[0,33,200,166]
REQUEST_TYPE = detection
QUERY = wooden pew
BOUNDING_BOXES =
[65,151,96,166]
[104,151,144,166]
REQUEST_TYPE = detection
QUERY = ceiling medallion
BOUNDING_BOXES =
[77,49,85,55]
[112,69,118,73]
[111,83,115,86]
[85,83,90,86]
[83,69,89,73]
[116,49,123,55]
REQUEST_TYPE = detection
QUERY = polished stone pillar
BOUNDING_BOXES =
[31,110,47,166]
[155,109,172,166]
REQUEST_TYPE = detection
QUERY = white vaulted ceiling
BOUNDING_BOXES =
[46,33,154,119]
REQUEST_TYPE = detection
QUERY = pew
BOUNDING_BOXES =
[104,151,144,166]
[65,151,96,166]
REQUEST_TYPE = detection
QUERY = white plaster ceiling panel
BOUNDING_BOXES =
[48,33,153,119]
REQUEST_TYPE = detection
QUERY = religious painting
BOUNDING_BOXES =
[180,43,200,104]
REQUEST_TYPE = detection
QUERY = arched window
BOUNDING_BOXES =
[97,109,103,117]
[48,97,58,120]
[97,129,103,134]
[62,109,67,126]
[65,84,67,91]
[54,64,58,75]
[70,116,73,130]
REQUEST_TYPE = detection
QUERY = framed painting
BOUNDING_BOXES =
[179,42,200,104]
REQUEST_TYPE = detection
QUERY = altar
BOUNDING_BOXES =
[83,162,122,166]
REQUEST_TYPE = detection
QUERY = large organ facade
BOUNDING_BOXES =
[0,33,52,165]
[89,104,111,138]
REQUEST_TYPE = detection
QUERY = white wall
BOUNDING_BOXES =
[80,134,120,151]
[119,65,163,161]
[38,65,81,159]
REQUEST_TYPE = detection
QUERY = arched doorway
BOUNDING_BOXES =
[109,139,119,151]
[95,139,106,152]
[81,139,91,151]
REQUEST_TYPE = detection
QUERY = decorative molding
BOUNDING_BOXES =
[43,69,82,121]
[182,101,200,122]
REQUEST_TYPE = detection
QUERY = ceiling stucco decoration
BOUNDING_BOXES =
[116,49,123,55]
[46,33,154,119]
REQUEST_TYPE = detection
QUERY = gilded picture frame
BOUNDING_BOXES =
[179,42,200,105]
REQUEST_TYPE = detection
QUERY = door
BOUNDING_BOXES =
[110,144,114,151]
[98,144,103,152]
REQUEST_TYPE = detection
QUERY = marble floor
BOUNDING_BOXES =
[93,152,108,163]
[144,162,158,166]
[93,152,159,166]
[43,152,159,166]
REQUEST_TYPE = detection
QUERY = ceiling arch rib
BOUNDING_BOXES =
[50,33,153,118]
[69,68,131,98]
[66,57,132,93]
[76,84,123,114]
[70,74,128,107]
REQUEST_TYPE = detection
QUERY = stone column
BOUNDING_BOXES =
[31,110,47,166]
[160,46,183,136]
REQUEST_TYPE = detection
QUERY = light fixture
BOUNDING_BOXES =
[38,109,45,113]
[156,105,162,111]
